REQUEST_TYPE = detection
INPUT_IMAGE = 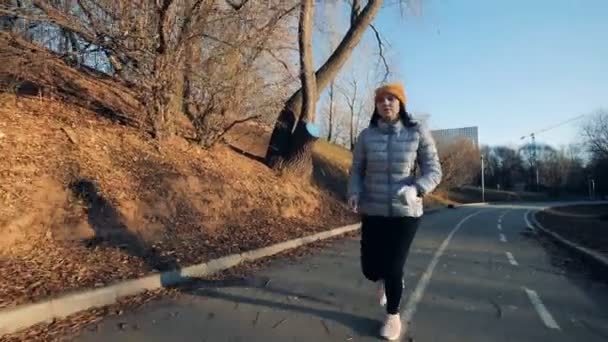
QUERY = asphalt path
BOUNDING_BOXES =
[74,203,608,341]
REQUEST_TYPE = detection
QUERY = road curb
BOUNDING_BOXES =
[530,210,608,281]
[458,202,489,207]
[0,223,361,336]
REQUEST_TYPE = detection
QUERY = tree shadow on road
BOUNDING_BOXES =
[180,277,381,338]
[70,178,179,271]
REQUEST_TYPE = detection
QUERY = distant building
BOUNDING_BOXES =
[411,113,431,126]
[431,126,479,148]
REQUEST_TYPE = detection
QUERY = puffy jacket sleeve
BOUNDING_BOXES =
[415,124,442,194]
[347,128,368,198]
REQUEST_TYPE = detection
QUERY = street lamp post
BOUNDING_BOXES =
[589,178,596,200]
[481,154,485,202]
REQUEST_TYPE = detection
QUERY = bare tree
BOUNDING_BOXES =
[581,110,608,198]
[316,1,380,148]
[436,137,480,190]
[1,0,299,147]
[278,0,318,176]
[327,81,336,142]
[338,78,362,150]
[265,0,384,172]
[319,1,342,144]
[582,109,608,159]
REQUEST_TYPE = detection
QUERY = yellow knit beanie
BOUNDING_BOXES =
[374,83,407,106]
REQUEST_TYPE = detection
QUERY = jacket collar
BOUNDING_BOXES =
[377,119,404,134]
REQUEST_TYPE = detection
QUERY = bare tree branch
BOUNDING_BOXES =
[351,0,361,25]
[283,0,383,119]
[369,23,390,83]
[222,114,261,136]
[263,48,297,79]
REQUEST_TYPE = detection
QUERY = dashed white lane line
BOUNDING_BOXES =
[499,233,507,242]
[506,251,519,266]
[523,287,561,330]
[401,211,484,326]
[498,223,502,231]
[498,210,508,223]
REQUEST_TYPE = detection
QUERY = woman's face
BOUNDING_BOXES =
[375,93,400,122]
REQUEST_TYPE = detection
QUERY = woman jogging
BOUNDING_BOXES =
[347,83,442,340]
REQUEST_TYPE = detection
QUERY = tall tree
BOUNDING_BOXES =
[327,80,335,142]
[581,109,608,198]
[265,0,384,172]
[583,109,608,159]
[280,0,318,176]
[338,78,362,151]
[1,0,298,147]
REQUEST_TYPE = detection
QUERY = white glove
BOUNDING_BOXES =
[397,186,418,206]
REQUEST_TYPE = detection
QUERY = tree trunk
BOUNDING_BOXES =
[278,0,318,175]
[348,80,358,151]
[297,0,316,125]
[283,121,320,178]
[350,107,355,150]
[328,81,335,142]
[265,0,383,167]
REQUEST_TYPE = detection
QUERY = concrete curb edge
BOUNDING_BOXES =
[529,210,608,277]
[0,223,362,336]
[458,202,489,207]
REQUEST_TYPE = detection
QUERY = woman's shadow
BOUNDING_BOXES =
[180,276,382,338]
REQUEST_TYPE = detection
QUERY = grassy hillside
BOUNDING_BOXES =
[0,94,357,308]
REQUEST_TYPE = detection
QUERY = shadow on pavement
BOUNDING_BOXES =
[178,276,381,338]
[190,288,379,338]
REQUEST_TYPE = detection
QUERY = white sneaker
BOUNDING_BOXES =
[380,313,402,341]
[377,282,387,307]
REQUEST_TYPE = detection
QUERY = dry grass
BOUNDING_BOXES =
[313,139,353,172]
[536,204,608,256]
[0,94,357,308]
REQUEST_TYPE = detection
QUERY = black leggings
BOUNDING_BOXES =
[360,215,420,315]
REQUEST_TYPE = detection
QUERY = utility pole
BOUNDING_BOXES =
[531,133,540,191]
[481,153,485,202]
[520,114,587,193]
[520,133,540,191]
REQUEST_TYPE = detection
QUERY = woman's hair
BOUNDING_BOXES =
[369,103,418,128]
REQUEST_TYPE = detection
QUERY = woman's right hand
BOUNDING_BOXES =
[348,195,359,213]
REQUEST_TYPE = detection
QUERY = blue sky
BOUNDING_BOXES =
[359,0,608,148]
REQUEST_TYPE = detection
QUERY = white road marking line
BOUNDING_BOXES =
[523,287,561,330]
[499,233,507,242]
[524,210,537,231]
[402,211,484,325]
[498,223,502,231]
[498,210,508,222]
[506,252,519,266]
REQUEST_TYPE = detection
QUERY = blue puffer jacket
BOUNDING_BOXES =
[347,119,442,218]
